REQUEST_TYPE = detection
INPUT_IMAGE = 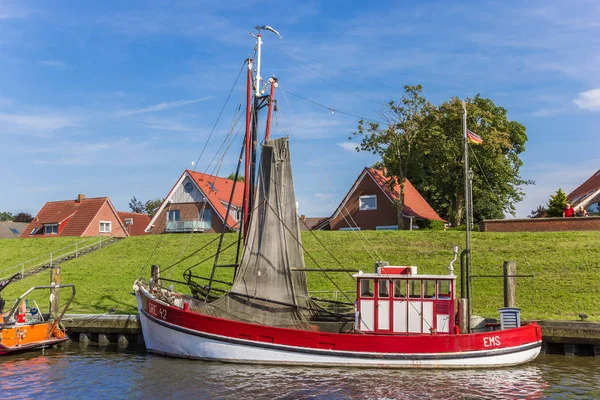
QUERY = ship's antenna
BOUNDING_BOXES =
[250,25,283,97]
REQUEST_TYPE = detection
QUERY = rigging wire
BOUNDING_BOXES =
[279,87,383,125]
[270,46,387,107]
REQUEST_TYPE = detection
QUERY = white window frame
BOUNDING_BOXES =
[376,225,398,230]
[359,195,377,211]
[340,227,361,231]
[99,221,112,233]
[30,227,38,235]
[44,224,58,235]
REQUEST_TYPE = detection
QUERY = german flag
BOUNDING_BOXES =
[467,129,483,145]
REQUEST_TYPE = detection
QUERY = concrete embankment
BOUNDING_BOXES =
[61,314,600,357]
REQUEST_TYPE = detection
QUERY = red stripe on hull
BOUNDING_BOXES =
[140,291,541,355]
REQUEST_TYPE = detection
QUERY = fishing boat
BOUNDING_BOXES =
[134,26,542,368]
[0,273,75,356]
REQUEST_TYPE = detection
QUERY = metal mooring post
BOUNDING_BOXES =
[50,265,60,320]
[503,261,517,308]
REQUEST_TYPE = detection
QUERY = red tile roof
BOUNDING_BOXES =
[367,168,444,221]
[186,170,244,229]
[568,168,600,202]
[117,212,151,236]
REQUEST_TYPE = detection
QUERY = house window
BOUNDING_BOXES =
[199,207,212,222]
[124,218,133,225]
[30,227,38,235]
[340,227,361,231]
[359,195,377,210]
[376,225,398,230]
[99,221,112,233]
[9,228,19,234]
[168,210,180,221]
[44,224,58,235]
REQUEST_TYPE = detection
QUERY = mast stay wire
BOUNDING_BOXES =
[277,89,385,262]
[140,59,248,279]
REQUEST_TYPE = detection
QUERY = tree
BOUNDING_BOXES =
[546,188,567,217]
[0,212,14,221]
[409,95,531,225]
[529,205,547,218]
[129,197,144,214]
[226,173,244,182]
[144,198,163,218]
[13,212,33,223]
[351,85,434,229]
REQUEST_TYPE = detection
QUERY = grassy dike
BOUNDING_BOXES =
[1,230,598,321]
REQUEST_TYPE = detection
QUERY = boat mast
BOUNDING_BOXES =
[461,100,472,332]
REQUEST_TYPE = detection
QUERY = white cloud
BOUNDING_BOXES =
[118,97,212,116]
[573,89,600,111]
[39,60,68,69]
[338,142,358,152]
[0,113,77,133]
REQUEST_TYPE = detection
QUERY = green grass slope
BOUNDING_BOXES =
[1,231,599,321]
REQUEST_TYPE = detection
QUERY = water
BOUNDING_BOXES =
[1,347,599,399]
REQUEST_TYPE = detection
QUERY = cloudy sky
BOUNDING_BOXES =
[1,0,599,218]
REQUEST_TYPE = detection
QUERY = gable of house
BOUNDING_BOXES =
[22,195,128,238]
[568,168,600,213]
[0,222,29,239]
[146,170,244,233]
[325,167,443,231]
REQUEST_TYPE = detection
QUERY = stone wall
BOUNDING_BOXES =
[479,217,600,232]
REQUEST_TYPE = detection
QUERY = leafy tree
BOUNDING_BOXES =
[0,212,14,221]
[351,85,434,229]
[546,188,567,217]
[144,198,163,218]
[226,173,245,182]
[408,96,531,225]
[13,212,33,223]
[529,205,547,218]
[129,197,145,214]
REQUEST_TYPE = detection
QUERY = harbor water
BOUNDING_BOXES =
[1,347,599,399]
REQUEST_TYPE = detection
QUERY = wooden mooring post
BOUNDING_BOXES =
[50,265,60,320]
[503,260,517,308]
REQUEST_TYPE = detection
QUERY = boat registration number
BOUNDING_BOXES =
[483,335,501,347]
[149,302,168,320]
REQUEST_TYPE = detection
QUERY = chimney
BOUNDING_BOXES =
[77,194,86,203]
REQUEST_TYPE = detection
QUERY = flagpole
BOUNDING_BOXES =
[462,100,471,333]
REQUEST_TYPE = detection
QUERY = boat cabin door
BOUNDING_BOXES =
[358,278,391,332]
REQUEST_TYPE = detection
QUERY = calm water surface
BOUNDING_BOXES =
[1,347,599,399]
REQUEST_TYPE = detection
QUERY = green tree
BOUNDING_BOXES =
[13,212,33,223]
[129,197,144,214]
[144,198,163,218]
[409,96,531,225]
[0,212,14,221]
[226,173,244,182]
[351,85,434,229]
[529,205,547,218]
[546,188,567,217]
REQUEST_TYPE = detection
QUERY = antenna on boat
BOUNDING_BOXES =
[250,25,282,97]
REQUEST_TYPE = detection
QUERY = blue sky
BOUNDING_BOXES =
[1,0,599,219]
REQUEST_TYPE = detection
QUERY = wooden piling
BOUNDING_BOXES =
[503,261,517,308]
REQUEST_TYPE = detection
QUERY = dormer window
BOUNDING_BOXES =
[44,224,58,235]
[359,195,377,210]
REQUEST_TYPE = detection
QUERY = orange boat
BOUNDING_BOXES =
[0,281,75,356]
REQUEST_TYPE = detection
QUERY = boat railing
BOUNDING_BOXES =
[166,219,211,233]
[0,284,76,332]
[309,290,355,303]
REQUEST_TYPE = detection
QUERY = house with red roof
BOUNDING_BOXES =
[21,194,149,238]
[568,168,600,215]
[316,168,444,231]
[145,170,244,234]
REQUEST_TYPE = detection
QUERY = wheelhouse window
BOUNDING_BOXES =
[438,280,452,299]
[359,195,377,210]
[423,280,436,299]
[409,280,421,299]
[44,224,58,235]
[378,280,390,298]
[360,279,373,297]
[99,221,112,233]
[393,279,406,298]
[168,210,180,221]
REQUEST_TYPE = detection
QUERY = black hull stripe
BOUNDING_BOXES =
[140,306,541,361]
